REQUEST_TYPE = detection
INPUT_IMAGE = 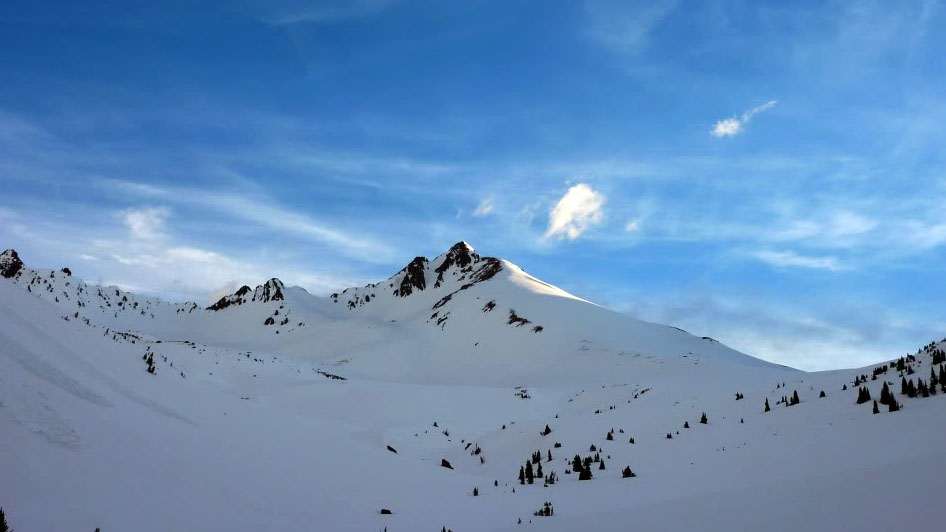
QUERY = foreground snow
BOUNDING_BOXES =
[1,245,944,530]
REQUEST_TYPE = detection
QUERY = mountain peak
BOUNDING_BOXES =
[207,278,285,311]
[254,278,285,302]
[1,249,24,278]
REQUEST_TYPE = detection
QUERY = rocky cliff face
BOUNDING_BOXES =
[1,249,24,278]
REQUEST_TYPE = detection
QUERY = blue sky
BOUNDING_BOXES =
[1,0,944,370]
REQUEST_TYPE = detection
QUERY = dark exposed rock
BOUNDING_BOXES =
[380,508,393,515]
[507,310,531,327]
[1,249,24,278]
[60,267,72,276]
[387,445,397,454]
[434,241,479,286]
[207,285,252,311]
[468,257,502,283]
[253,278,285,302]
[396,257,428,297]
[441,459,453,469]
[207,279,283,311]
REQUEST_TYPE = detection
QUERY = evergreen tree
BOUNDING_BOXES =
[525,461,534,484]
[856,386,871,404]
[792,390,800,405]
[519,466,525,485]
[578,467,593,480]
[536,462,543,478]
[684,421,689,428]
[889,398,899,412]
[0,507,7,532]
[764,398,770,412]
[879,382,891,405]
[902,376,909,395]
[621,465,636,478]
[819,390,826,398]
[700,412,708,424]
[873,400,879,414]
[473,487,478,496]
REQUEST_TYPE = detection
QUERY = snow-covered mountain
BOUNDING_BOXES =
[1,243,944,531]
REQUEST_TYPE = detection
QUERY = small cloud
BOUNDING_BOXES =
[625,219,641,232]
[544,183,606,241]
[209,281,240,303]
[473,198,495,217]
[753,249,843,271]
[123,206,170,241]
[711,100,777,138]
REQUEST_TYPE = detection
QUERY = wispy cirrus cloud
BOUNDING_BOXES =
[250,0,400,25]
[711,100,778,138]
[473,198,495,217]
[752,249,844,271]
[108,180,396,264]
[583,0,680,57]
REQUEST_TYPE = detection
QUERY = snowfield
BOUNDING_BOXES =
[1,244,944,531]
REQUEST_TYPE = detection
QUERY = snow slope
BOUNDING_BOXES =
[1,244,944,531]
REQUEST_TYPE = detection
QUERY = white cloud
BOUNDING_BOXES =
[711,100,778,138]
[123,206,169,241]
[544,184,606,241]
[753,249,843,271]
[625,219,641,232]
[473,198,495,217]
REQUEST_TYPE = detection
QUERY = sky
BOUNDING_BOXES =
[1,0,944,370]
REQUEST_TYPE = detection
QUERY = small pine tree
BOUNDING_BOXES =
[879,382,891,405]
[536,462,543,478]
[819,390,826,398]
[473,487,478,496]
[599,459,605,470]
[791,390,800,405]
[700,412,708,424]
[525,461,534,484]
[764,398,770,412]
[519,466,525,485]
[889,399,899,412]
[0,507,7,532]
[622,466,636,478]
[684,421,689,428]
[578,467,592,480]
[856,386,871,404]
[872,400,879,414]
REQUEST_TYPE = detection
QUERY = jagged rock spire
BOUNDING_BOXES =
[1,249,24,278]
